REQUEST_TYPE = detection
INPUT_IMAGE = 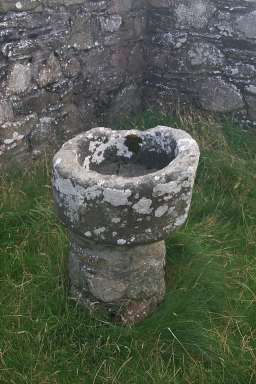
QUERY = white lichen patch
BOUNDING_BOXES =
[155,205,168,217]
[153,181,183,199]
[174,214,187,227]
[99,15,122,33]
[112,217,121,223]
[128,236,136,244]
[132,198,153,215]
[84,231,92,237]
[84,185,103,201]
[117,239,126,245]
[94,227,106,235]
[168,206,176,215]
[85,136,133,169]
[53,176,85,224]
[103,188,132,207]
[174,204,190,227]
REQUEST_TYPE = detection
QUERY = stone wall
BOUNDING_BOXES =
[0,0,256,165]
[0,0,146,163]
[145,0,256,125]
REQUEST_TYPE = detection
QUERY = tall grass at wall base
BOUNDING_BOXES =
[0,112,256,383]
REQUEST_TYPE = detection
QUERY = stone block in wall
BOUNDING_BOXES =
[37,53,62,88]
[29,116,57,148]
[198,78,244,113]
[224,63,256,81]
[0,113,37,156]
[12,90,61,116]
[7,63,32,95]
[148,0,172,7]
[212,9,256,42]
[99,15,123,33]
[187,42,224,69]
[0,101,13,125]
[235,11,256,40]
[245,95,256,121]
[245,85,256,122]
[67,13,99,51]
[151,31,188,49]
[0,0,41,12]
[61,56,81,79]
[174,0,216,30]
[103,13,147,46]
[109,0,134,14]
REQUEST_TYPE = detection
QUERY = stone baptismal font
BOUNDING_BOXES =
[52,126,200,324]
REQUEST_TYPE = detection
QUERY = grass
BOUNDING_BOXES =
[1,111,256,383]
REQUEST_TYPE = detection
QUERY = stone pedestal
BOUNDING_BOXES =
[52,126,200,324]
[70,233,166,324]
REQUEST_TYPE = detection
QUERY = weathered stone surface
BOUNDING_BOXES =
[53,126,200,324]
[0,101,14,125]
[235,11,256,40]
[0,114,36,156]
[245,95,256,120]
[99,15,122,33]
[7,63,32,95]
[199,78,244,113]
[145,0,256,125]
[174,0,216,29]
[37,53,62,88]
[0,1,146,165]
[69,234,166,324]
[188,42,224,68]
[1,0,256,166]
[53,126,200,245]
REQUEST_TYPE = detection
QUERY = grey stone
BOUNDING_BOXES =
[245,85,256,96]
[199,78,244,113]
[52,126,200,324]
[145,0,256,126]
[68,15,97,51]
[174,0,216,29]
[7,63,32,95]
[62,57,81,78]
[188,42,224,68]
[1,0,256,165]
[99,15,122,33]
[37,53,62,88]
[245,95,256,120]
[0,0,41,12]
[69,234,166,324]
[29,116,56,147]
[236,11,256,40]
[0,101,14,126]
[0,114,37,156]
